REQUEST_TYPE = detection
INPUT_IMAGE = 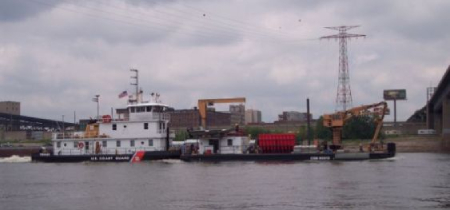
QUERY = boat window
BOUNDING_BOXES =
[144,123,148,130]
[227,139,233,146]
[116,141,121,147]
[153,106,162,112]
[74,141,78,148]
[146,106,152,112]
[130,140,135,147]
[159,122,165,130]
[148,139,153,146]
[112,124,117,130]
[130,107,135,113]
[63,143,67,147]
[85,142,89,150]
[57,142,61,148]
[102,141,107,147]
[137,107,144,113]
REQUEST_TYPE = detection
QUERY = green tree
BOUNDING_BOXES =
[297,126,307,141]
[174,130,189,141]
[244,127,284,139]
[296,125,314,144]
[342,115,378,140]
[315,116,332,140]
[244,127,268,139]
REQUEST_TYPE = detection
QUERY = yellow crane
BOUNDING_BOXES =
[198,97,246,128]
[322,101,388,149]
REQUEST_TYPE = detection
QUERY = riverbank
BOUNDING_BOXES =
[343,135,446,153]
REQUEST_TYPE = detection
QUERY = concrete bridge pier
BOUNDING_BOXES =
[427,65,450,151]
[443,97,450,149]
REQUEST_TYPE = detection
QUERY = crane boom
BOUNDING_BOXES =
[323,101,388,148]
[198,97,246,129]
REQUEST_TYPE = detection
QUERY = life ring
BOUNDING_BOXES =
[102,115,112,123]
[78,142,84,149]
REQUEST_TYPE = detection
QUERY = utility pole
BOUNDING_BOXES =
[130,69,139,103]
[307,98,311,145]
[62,115,65,139]
[93,95,100,120]
[321,25,365,111]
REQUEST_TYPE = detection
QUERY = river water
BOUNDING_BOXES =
[0,153,449,210]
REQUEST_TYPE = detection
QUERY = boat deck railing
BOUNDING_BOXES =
[152,113,170,121]
[53,130,174,140]
[55,147,160,156]
[53,132,110,140]
[99,112,170,122]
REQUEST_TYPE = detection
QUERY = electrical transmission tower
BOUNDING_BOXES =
[321,25,365,111]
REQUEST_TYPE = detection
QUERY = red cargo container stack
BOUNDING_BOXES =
[258,134,296,153]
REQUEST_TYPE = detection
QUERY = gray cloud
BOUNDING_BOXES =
[0,0,60,22]
[1,0,449,123]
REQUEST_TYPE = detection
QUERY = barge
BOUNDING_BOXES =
[179,129,396,162]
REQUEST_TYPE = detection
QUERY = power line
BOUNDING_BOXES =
[27,0,318,44]
[88,0,254,39]
[27,0,245,41]
[174,2,298,38]
[166,2,292,39]
[91,0,291,41]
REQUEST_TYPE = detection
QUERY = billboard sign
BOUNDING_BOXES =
[383,89,407,100]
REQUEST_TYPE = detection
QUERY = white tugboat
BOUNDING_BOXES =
[32,70,180,162]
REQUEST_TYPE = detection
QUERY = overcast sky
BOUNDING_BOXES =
[1,0,449,123]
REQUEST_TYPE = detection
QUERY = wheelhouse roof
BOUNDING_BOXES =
[127,102,172,108]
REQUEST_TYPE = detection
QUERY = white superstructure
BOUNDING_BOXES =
[52,69,175,156]
[182,130,250,155]
[52,97,174,156]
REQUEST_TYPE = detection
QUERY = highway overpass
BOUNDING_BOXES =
[427,65,450,150]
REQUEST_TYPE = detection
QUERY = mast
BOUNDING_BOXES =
[130,69,139,103]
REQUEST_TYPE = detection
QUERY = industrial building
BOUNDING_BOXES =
[277,111,312,122]
[245,109,262,124]
[0,101,20,115]
[169,109,234,130]
[229,104,245,125]
[0,101,74,140]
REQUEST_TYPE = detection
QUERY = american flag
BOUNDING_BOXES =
[118,90,128,98]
